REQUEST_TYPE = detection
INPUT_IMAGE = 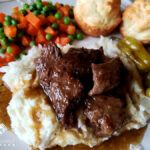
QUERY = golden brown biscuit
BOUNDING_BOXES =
[74,0,121,37]
[121,0,150,44]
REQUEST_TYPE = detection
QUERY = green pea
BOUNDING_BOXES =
[8,37,16,42]
[1,38,9,47]
[11,19,18,26]
[4,16,11,22]
[17,29,24,37]
[20,9,27,16]
[0,23,3,28]
[68,35,74,42]
[4,21,11,26]
[36,2,43,10]
[19,52,27,59]
[76,32,83,40]
[51,23,58,30]
[22,3,29,10]
[30,41,36,47]
[42,5,50,12]
[36,0,41,3]
[64,16,71,25]
[0,48,5,54]
[0,33,5,39]
[54,12,62,20]
[7,46,13,53]
[29,3,36,11]
[70,6,74,9]
[41,10,47,16]
[46,34,52,41]
[33,10,40,16]
[0,28,4,33]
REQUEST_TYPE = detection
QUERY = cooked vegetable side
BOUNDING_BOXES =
[0,0,84,66]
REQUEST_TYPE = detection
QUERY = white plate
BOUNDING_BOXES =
[0,0,150,150]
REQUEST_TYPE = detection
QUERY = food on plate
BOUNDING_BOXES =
[117,37,150,72]
[0,0,84,66]
[0,37,150,149]
[117,36,150,99]
[88,58,123,96]
[120,0,150,44]
[74,0,121,37]
[84,95,128,137]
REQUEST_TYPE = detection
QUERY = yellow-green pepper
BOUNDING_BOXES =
[117,37,150,72]
[144,72,150,87]
[146,88,150,97]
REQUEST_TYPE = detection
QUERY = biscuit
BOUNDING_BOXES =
[121,0,150,44]
[74,0,121,37]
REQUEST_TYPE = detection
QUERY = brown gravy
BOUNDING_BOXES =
[0,74,147,150]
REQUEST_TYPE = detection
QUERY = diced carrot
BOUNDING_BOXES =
[17,15,28,29]
[20,15,28,25]
[5,53,14,63]
[0,56,2,63]
[26,24,37,36]
[4,26,17,38]
[17,23,26,29]
[55,2,61,9]
[13,7,19,13]
[10,43,20,56]
[54,37,60,44]
[47,15,56,23]
[0,13,5,23]
[42,1,49,6]
[0,63,3,68]
[59,23,67,32]
[26,12,41,29]
[56,18,63,24]
[38,15,48,25]
[26,9,31,13]
[66,25,76,35]
[59,6,70,16]
[36,29,47,44]
[12,12,22,21]
[21,36,31,47]
[45,26,58,36]
[60,33,67,37]
[60,37,70,46]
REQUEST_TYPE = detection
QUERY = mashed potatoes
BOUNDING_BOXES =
[1,37,150,149]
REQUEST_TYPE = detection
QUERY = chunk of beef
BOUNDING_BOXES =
[89,58,123,96]
[49,64,84,127]
[59,47,104,92]
[35,43,105,127]
[35,42,62,92]
[84,95,128,137]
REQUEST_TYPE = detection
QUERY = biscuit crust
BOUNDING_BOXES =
[74,0,121,37]
[120,0,150,44]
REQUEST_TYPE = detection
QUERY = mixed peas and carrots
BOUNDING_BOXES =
[0,0,84,66]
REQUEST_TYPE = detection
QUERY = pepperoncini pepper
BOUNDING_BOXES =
[145,72,150,87]
[144,72,150,97]
[117,37,150,72]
